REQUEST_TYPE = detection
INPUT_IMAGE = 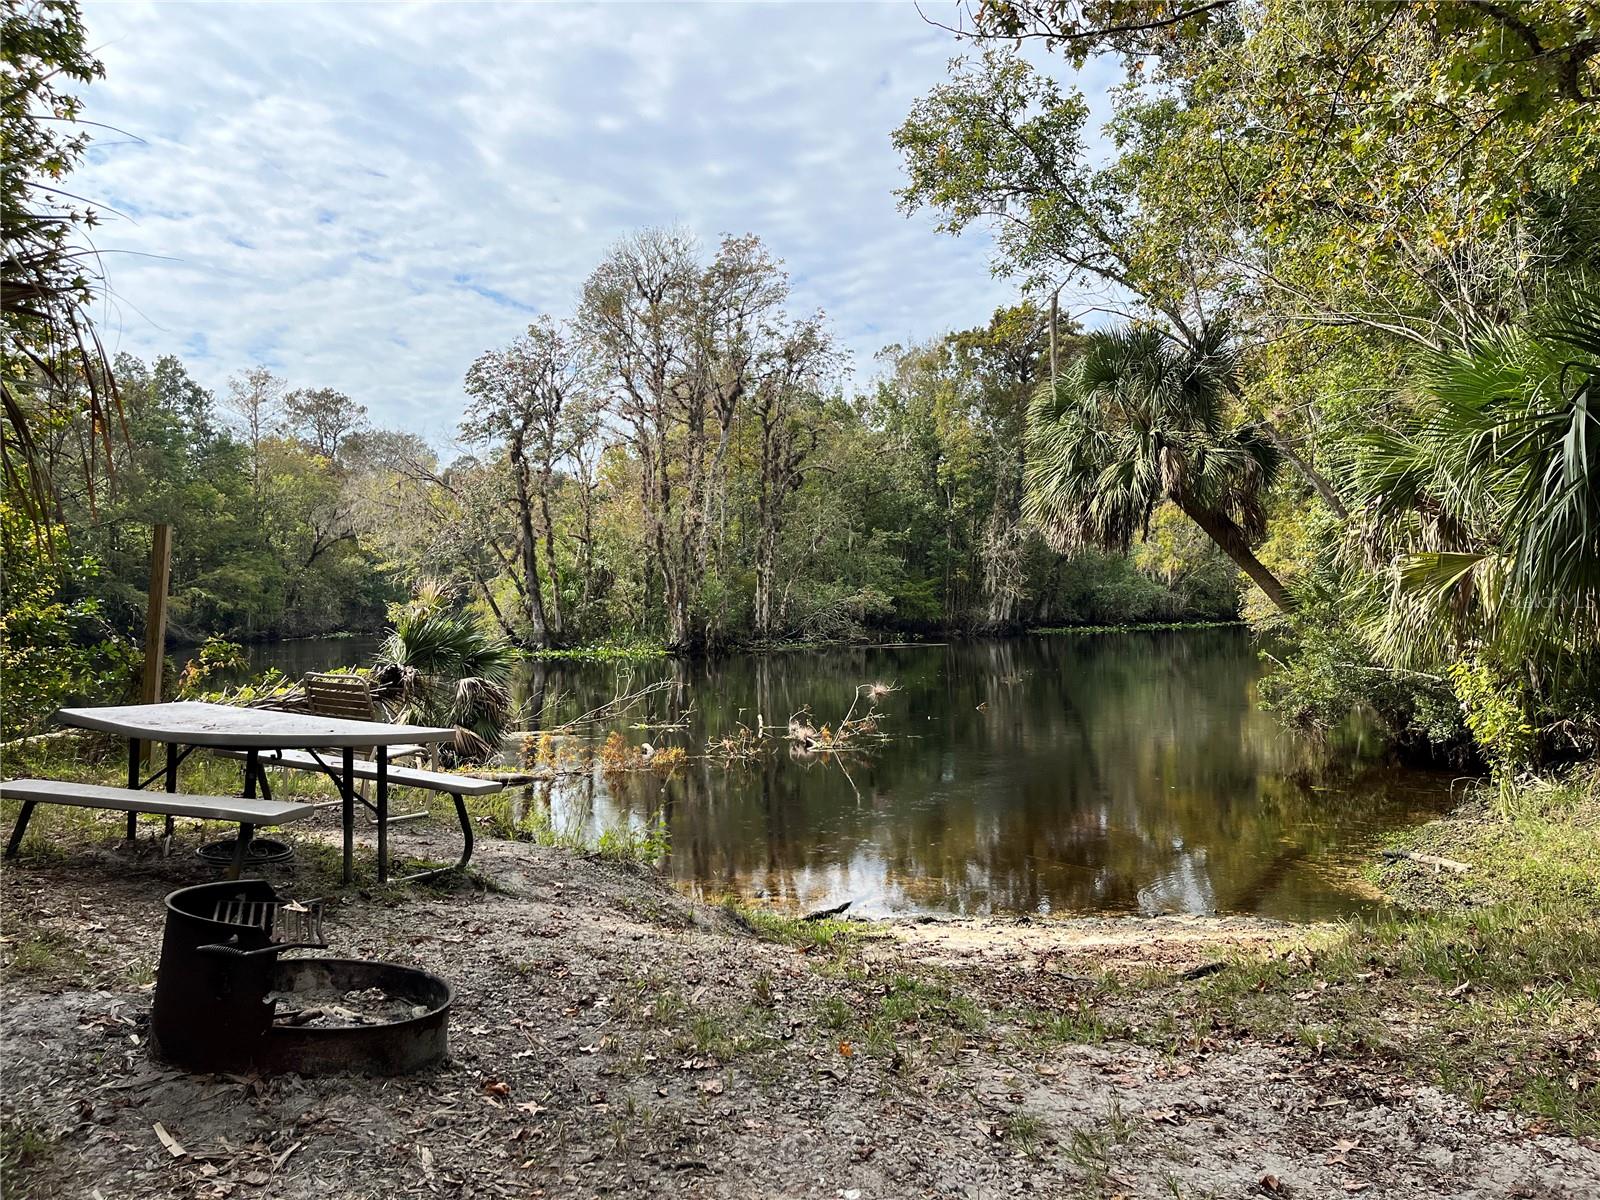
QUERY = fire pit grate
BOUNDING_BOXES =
[210,895,325,945]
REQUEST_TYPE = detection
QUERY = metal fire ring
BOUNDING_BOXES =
[196,836,295,866]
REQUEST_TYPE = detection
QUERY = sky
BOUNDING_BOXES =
[75,1,1117,444]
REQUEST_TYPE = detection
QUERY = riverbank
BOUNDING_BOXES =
[2,763,1596,1197]
[521,620,1248,660]
[203,620,1249,677]
[875,767,1600,1141]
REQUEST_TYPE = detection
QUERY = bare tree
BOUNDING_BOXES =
[752,315,838,637]
[578,229,817,650]
[223,367,284,497]
[463,317,601,649]
[577,229,704,650]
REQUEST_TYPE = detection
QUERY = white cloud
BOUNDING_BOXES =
[75,0,1118,443]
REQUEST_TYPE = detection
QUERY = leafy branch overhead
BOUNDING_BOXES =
[1,0,118,519]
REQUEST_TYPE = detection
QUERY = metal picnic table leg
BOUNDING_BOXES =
[126,738,140,839]
[5,802,37,858]
[223,748,264,880]
[398,793,474,884]
[228,822,254,880]
[342,747,355,884]
[376,746,389,884]
[163,742,179,839]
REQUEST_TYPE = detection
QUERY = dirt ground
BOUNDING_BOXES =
[3,816,1598,1199]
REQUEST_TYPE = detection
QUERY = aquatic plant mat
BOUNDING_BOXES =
[2,808,1597,1198]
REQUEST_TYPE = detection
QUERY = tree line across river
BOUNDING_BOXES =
[2,252,1241,714]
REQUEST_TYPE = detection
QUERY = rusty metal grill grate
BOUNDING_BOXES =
[210,896,325,946]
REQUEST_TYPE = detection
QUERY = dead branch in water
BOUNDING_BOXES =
[787,681,899,752]
[552,679,677,734]
[705,723,765,763]
[704,681,899,760]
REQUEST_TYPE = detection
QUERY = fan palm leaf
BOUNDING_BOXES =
[375,602,515,761]
[1353,289,1600,674]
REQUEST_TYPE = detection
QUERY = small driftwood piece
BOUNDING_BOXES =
[803,900,852,922]
[1381,849,1470,874]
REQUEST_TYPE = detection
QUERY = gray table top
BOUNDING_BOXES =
[56,701,456,749]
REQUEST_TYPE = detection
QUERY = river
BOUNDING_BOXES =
[241,629,1453,921]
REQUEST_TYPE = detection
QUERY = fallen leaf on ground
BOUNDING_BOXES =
[153,1122,186,1159]
[271,1141,302,1172]
[1324,1137,1360,1165]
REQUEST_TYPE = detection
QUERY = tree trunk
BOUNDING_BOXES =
[575,459,597,615]
[510,434,550,648]
[1214,374,1347,521]
[1258,419,1348,519]
[469,563,520,643]
[754,523,778,638]
[1177,498,1298,615]
[537,468,564,639]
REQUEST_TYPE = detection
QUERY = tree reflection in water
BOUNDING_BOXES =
[505,631,1453,921]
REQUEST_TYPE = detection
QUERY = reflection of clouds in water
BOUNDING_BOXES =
[492,633,1454,922]
[1135,848,1216,916]
[748,850,914,917]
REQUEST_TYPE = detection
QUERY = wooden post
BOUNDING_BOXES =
[140,524,173,763]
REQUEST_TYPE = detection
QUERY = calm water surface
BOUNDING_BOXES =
[251,630,1453,922]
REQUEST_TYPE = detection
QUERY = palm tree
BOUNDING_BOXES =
[1025,324,1296,614]
[372,582,517,760]
[1353,292,1600,676]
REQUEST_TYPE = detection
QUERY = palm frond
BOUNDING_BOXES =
[1353,289,1600,674]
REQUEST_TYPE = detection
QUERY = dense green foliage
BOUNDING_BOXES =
[20,351,414,643]
[898,0,1600,768]
[3,306,1238,706]
[1,0,116,520]
[0,500,136,731]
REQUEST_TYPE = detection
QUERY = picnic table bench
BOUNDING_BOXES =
[0,779,316,876]
[213,748,498,876]
[0,701,496,884]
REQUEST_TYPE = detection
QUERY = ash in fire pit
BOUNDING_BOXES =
[271,983,434,1027]
[153,880,452,1076]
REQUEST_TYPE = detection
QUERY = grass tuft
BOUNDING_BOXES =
[0,1115,53,1195]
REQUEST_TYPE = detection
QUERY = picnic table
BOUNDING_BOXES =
[52,701,459,883]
